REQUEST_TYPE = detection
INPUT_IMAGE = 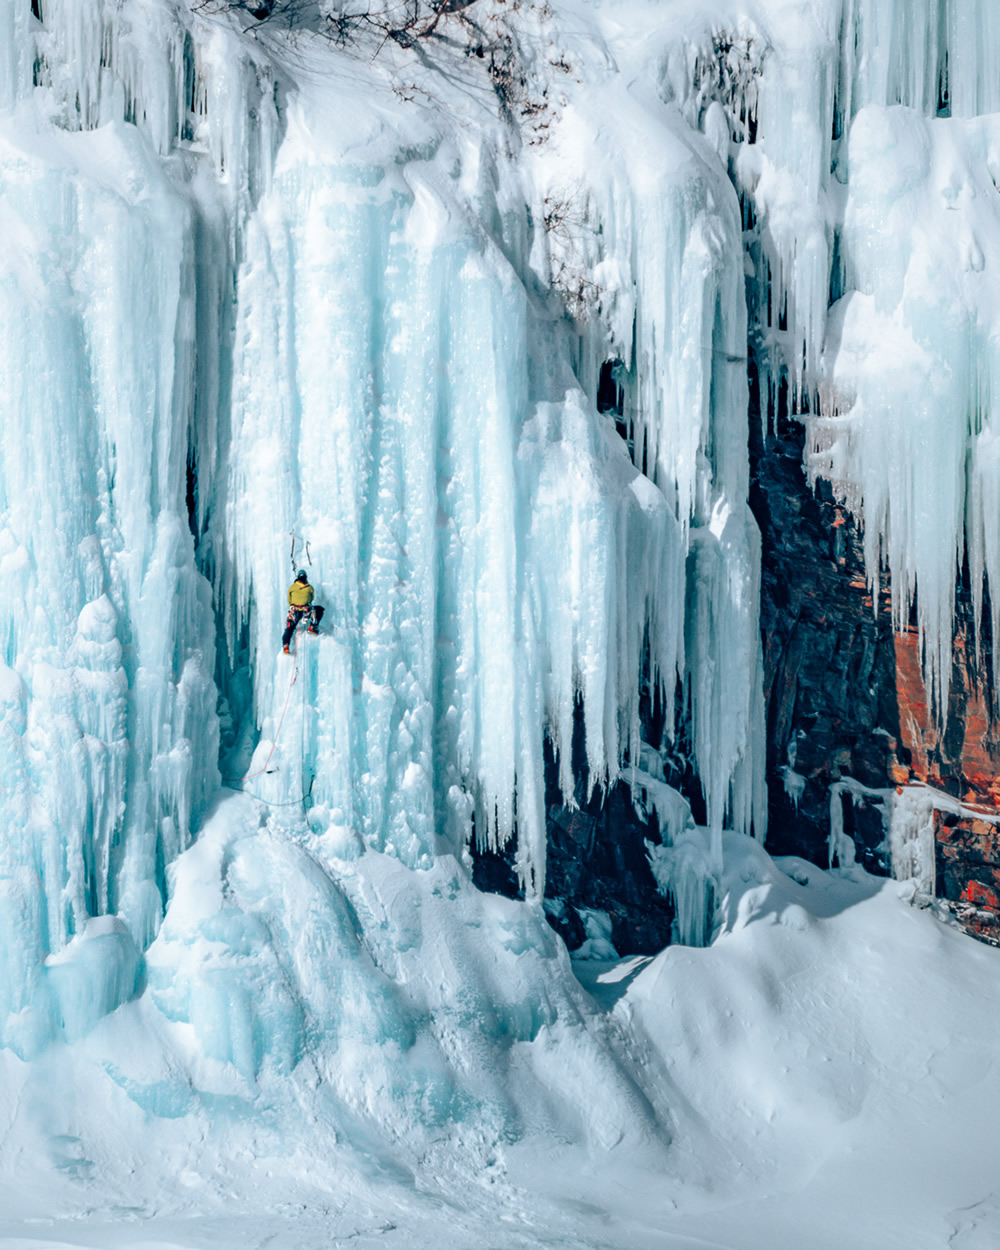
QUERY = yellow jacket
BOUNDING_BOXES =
[288,580,314,607]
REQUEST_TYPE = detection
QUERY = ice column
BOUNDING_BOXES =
[215,126,698,897]
[0,12,235,1049]
[554,81,767,846]
[888,785,936,897]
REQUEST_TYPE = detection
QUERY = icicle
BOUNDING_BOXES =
[887,786,936,898]
[827,777,893,872]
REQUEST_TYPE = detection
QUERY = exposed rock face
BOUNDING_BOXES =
[478,376,1000,951]
[472,737,677,957]
[471,794,677,956]
[541,787,676,954]
[936,810,1000,941]
[893,601,1000,940]
[751,385,1000,943]
[750,397,901,876]
[751,392,1000,943]
[895,621,1000,806]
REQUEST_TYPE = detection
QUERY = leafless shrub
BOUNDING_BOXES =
[327,0,483,52]
[205,0,543,119]
[210,0,486,51]
[540,190,604,322]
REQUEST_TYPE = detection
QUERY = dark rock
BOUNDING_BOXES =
[936,810,1000,942]
[471,727,676,956]
[750,373,900,875]
[475,365,1000,950]
[752,373,1000,943]
[542,784,675,955]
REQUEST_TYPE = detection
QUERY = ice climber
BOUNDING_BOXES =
[283,569,323,653]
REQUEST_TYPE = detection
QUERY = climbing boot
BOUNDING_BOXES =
[283,644,290,654]
[307,626,319,635]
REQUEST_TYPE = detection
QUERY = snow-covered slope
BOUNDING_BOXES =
[4,831,1000,1250]
[4,0,1000,1243]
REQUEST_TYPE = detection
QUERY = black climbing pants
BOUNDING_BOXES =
[282,603,324,648]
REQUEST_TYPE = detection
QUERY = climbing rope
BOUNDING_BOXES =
[222,626,314,806]
[240,628,301,781]
[223,774,315,808]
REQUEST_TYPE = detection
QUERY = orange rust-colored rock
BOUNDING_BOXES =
[962,879,1000,911]
[888,760,910,785]
[893,626,1000,808]
[893,620,1000,940]
[932,789,1000,941]
[894,630,932,783]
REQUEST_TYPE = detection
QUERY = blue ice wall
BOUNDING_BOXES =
[0,0,771,1056]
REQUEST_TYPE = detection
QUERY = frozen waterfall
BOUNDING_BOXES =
[3,0,999,1143]
[0,0,768,1062]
